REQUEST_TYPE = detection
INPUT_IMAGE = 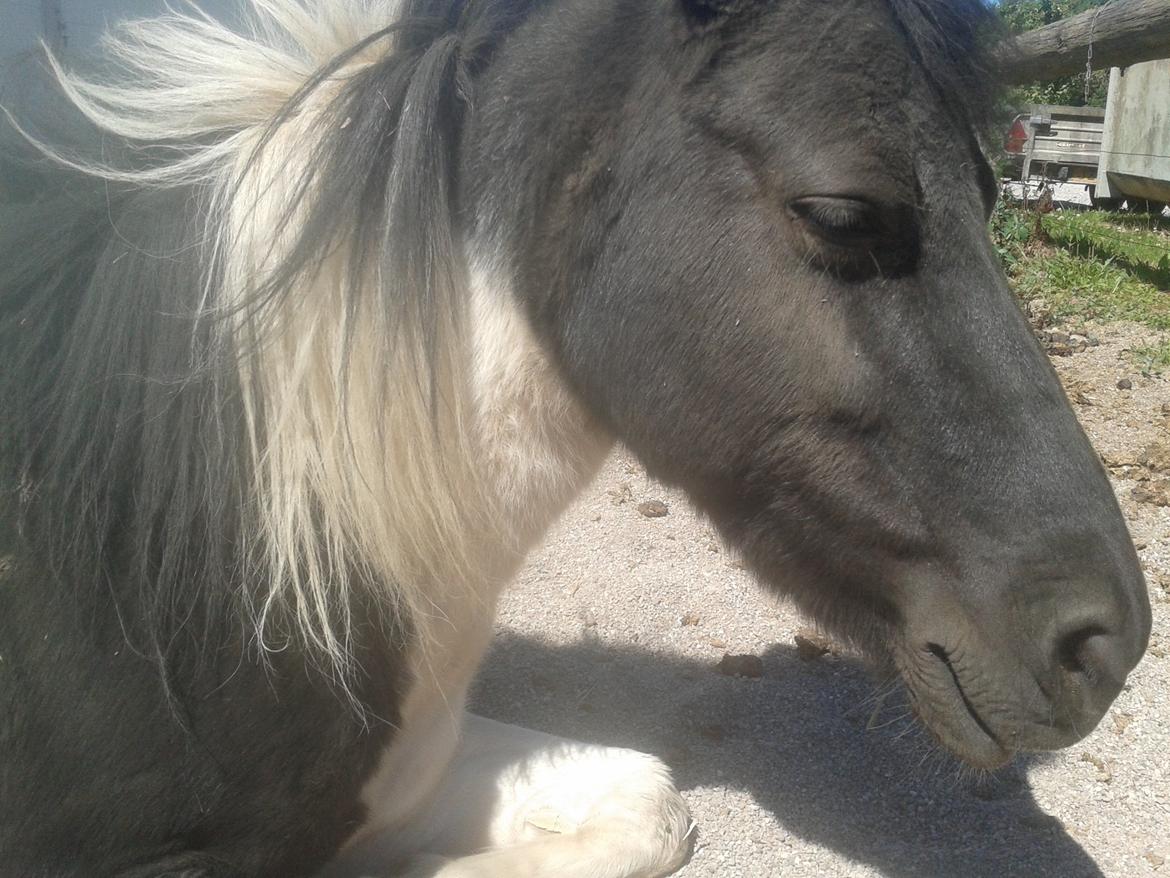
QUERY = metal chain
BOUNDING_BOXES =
[1085,3,1108,104]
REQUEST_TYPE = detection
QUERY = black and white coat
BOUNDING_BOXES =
[0,0,1149,876]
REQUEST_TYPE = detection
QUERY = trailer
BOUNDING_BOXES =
[1003,104,1106,190]
[1004,59,1170,214]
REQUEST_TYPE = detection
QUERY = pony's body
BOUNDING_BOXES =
[0,1,1151,876]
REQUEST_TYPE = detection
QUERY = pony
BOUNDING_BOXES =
[0,1,1151,876]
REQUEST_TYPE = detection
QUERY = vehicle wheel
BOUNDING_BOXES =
[1092,195,1121,212]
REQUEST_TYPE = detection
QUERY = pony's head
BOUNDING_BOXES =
[468,0,1150,767]
[6,0,1147,772]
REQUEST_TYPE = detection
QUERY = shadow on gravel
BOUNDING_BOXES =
[471,634,1103,878]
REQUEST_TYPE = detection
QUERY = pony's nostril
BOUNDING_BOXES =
[1073,631,1133,691]
[1050,624,1132,713]
[1054,625,1104,678]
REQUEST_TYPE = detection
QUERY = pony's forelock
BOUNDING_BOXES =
[887,0,1001,134]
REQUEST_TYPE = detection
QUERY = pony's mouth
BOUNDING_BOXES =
[897,642,1014,769]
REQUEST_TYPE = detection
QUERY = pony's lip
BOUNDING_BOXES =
[897,642,1015,769]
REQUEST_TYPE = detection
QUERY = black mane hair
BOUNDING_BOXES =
[888,0,1001,132]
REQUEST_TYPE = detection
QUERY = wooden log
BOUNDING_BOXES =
[996,0,1170,84]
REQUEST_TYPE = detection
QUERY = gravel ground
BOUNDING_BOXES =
[1004,181,1094,208]
[471,320,1170,878]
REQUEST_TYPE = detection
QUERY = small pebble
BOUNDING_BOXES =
[1112,712,1134,735]
[794,628,835,661]
[607,482,633,505]
[1117,378,1133,390]
[637,500,669,518]
[1080,751,1114,783]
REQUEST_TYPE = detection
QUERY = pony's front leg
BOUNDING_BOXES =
[397,713,692,878]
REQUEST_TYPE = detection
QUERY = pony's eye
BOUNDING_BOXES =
[787,195,920,280]
[788,196,883,246]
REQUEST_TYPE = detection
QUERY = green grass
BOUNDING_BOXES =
[1042,211,1170,288]
[989,199,1034,270]
[994,206,1170,332]
[1010,247,1170,329]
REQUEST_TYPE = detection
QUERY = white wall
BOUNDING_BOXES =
[1096,60,1170,204]
[1,0,236,61]
[1,0,235,200]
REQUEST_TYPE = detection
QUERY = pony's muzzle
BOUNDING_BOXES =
[897,550,1150,764]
